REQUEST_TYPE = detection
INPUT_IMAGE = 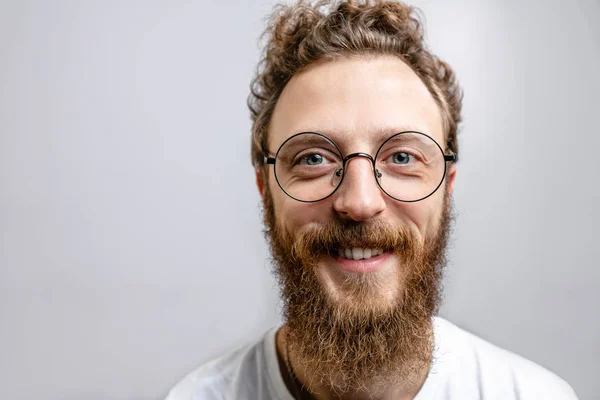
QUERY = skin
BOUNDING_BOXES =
[255,55,457,399]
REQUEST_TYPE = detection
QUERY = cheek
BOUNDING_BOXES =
[392,188,446,237]
[268,176,331,234]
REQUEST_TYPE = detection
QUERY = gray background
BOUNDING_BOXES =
[1,0,598,399]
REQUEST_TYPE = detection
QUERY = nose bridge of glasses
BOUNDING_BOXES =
[342,152,375,167]
[340,152,379,179]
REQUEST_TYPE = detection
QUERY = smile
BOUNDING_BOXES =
[337,247,385,260]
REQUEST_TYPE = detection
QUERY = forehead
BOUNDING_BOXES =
[268,55,444,152]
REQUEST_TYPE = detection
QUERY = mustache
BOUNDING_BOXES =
[288,218,420,261]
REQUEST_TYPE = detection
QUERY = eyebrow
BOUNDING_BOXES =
[290,125,429,145]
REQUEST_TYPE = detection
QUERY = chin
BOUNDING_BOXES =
[316,258,403,316]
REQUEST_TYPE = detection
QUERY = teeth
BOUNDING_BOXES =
[338,248,384,260]
[352,247,363,260]
[344,248,352,259]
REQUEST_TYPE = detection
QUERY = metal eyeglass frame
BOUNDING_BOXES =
[262,131,457,203]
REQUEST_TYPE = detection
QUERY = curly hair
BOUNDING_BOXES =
[248,0,463,167]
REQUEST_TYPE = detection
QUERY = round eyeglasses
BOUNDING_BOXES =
[262,131,457,203]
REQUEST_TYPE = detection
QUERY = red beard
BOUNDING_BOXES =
[262,185,454,395]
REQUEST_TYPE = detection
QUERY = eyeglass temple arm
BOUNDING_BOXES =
[264,156,276,165]
[444,154,457,162]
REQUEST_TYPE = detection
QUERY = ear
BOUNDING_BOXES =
[255,167,266,200]
[446,163,457,195]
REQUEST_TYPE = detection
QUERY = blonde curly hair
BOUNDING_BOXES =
[248,0,463,167]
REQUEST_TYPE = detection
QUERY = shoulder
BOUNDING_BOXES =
[164,326,281,400]
[431,317,578,399]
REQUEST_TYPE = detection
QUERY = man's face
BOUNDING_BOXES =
[257,55,457,392]
[261,55,455,305]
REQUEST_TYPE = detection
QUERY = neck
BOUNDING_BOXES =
[276,325,431,400]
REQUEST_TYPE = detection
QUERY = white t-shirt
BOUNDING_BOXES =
[165,317,577,399]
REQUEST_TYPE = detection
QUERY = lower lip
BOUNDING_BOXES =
[333,251,393,273]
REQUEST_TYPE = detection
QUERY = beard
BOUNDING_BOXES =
[262,184,454,396]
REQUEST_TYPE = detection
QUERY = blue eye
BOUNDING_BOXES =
[300,154,325,165]
[391,152,411,165]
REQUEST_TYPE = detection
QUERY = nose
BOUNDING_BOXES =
[333,155,386,221]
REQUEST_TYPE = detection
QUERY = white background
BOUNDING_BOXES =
[1,0,598,399]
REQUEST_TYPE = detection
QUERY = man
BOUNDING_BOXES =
[166,1,577,399]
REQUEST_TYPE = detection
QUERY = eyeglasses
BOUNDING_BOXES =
[262,131,457,203]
